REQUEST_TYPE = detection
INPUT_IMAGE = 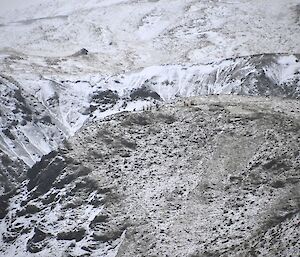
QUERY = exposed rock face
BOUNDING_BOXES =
[1,95,299,257]
[0,152,27,194]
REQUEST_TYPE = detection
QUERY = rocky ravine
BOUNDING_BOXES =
[1,95,299,257]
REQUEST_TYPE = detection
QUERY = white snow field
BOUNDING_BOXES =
[0,0,299,74]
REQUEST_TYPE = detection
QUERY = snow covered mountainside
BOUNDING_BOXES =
[0,0,300,70]
[0,0,300,256]
[0,0,300,180]
[1,95,299,257]
[1,53,300,194]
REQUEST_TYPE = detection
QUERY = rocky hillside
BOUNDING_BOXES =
[1,53,299,202]
[1,95,299,257]
[1,0,300,197]
[0,1,300,256]
[1,54,299,156]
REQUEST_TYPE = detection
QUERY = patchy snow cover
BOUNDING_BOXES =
[1,54,300,170]
[0,1,299,255]
[1,95,299,257]
[0,1,299,184]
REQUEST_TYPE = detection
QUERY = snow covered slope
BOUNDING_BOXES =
[0,1,299,255]
[1,95,299,257]
[0,0,299,73]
